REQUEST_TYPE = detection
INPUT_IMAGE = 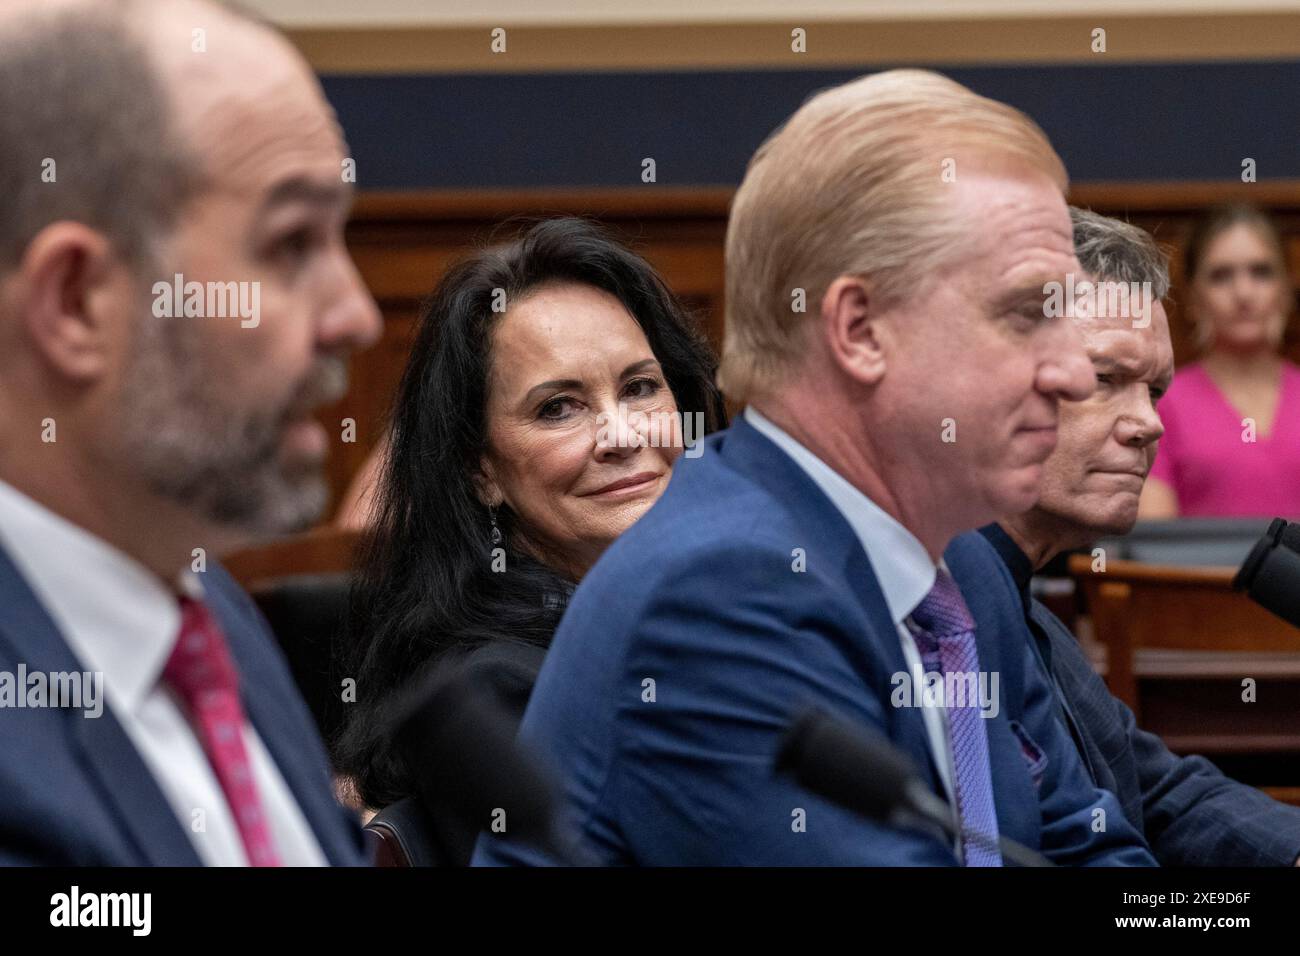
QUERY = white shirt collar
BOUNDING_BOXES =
[0,478,201,713]
[743,406,937,626]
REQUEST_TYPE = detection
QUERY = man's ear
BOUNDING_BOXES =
[18,222,124,383]
[821,275,888,387]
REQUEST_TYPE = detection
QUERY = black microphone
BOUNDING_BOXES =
[387,658,574,864]
[776,708,1052,867]
[1277,518,1300,555]
[1233,518,1300,630]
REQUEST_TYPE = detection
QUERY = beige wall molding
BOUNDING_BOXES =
[278,13,1300,74]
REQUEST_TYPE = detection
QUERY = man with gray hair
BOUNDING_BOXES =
[0,0,379,864]
[980,207,1300,865]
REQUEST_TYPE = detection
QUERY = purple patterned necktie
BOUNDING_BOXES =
[909,569,1003,867]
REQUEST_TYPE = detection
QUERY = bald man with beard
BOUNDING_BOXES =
[0,0,380,864]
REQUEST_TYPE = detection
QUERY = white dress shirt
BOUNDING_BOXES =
[0,478,327,866]
[744,407,958,812]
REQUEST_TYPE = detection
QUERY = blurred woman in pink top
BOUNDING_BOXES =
[1141,205,1300,519]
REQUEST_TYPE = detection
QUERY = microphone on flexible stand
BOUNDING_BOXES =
[776,708,1053,867]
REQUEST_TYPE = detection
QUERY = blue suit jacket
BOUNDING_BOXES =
[0,542,367,865]
[1034,598,1300,865]
[978,524,1300,866]
[474,418,1155,865]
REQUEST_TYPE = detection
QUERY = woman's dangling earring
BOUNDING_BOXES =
[488,505,503,545]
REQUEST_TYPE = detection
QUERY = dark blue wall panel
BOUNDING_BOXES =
[321,61,1300,189]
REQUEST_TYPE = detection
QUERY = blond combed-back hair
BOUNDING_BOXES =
[719,69,1068,402]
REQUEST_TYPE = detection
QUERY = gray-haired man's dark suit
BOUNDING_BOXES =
[980,523,1300,866]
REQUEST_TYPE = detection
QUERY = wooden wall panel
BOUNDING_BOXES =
[316,182,1300,517]
[1069,182,1300,372]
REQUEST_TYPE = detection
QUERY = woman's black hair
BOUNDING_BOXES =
[334,216,727,809]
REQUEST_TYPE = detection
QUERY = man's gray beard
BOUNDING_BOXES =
[112,310,342,538]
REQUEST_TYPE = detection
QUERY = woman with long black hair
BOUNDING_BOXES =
[335,217,726,815]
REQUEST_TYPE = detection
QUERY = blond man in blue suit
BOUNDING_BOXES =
[477,71,1155,866]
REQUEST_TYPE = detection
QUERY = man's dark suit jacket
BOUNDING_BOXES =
[980,523,1300,866]
[474,416,1154,866]
[0,543,367,865]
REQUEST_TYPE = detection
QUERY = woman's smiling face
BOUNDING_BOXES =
[477,282,683,580]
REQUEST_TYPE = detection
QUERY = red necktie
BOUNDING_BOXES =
[163,596,282,867]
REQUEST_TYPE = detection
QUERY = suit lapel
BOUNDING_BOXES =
[852,549,945,794]
[0,543,200,865]
[716,418,946,794]
[241,661,353,865]
[945,534,1048,844]
[1030,602,1100,784]
[203,575,357,866]
[71,706,203,864]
